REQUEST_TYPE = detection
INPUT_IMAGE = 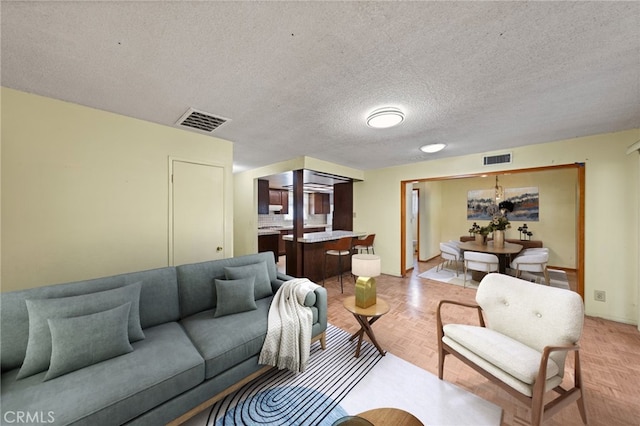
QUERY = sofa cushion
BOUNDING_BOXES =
[443,324,559,384]
[213,278,257,318]
[176,252,278,319]
[18,282,144,379]
[180,297,271,379]
[1,322,204,426]
[45,303,134,381]
[224,261,273,300]
[1,267,179,373]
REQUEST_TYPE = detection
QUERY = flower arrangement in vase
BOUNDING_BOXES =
[469,222,491,244]
[488,213,510,247]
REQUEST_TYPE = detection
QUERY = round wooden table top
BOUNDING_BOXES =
[458,240,523,255]
[343,296,389,317]
[358,407,424,425]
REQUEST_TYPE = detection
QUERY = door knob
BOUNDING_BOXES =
[216,246,223,252]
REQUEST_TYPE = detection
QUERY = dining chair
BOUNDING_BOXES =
[510,251,550,285]
[437,242,462,276]
[323,236,354,293]
[353,234,375,254]
[437,273,587,426]
[463,251,499,287]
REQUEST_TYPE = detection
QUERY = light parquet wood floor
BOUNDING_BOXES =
[293,257,640,426]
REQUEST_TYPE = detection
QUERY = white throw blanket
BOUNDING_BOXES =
[259,278,320,373]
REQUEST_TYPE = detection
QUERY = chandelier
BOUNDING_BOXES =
[494,176,504,202]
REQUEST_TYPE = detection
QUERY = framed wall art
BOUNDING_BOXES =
[467,187,539,221]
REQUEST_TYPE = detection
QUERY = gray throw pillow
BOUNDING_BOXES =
[17,282,144,380]
[223,261,272,300]
[213,278,257,318]
[44,303,133,381]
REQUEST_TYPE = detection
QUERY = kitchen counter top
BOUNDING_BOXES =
[282,230,367,243]
[257,229,280,236]
[258,223,328,231]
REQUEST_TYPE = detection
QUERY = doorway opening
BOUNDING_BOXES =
[400,163,585,299]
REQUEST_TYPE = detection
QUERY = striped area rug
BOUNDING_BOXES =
[201,325,382,426]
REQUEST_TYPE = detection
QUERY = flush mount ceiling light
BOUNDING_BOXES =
[366,107,405,129]
[419,143,446,153]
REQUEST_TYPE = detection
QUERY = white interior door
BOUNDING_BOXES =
[171,160,225,265]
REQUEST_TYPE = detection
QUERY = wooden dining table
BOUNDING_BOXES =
[458,240,523,274]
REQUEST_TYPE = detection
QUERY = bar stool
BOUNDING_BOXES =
[323,236,353,293]
[353,234,375,254]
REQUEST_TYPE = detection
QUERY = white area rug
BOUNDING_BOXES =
[340,352,502,425]
[182,325,502,425]
[417,263,479,289]
[419,264,570,290]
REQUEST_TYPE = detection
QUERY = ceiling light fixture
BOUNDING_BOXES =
[420,143,446,153]
[494,175,504,202]
[366,107,404,129]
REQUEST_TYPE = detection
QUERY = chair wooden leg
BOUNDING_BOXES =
[463,262,468,288]
[531,388,545,426]
[544,267,550,285]
[438,349,445,380]
[575,351,588,424]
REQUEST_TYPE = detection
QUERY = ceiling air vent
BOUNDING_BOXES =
[176,108,229,133]
[483,152,512,166]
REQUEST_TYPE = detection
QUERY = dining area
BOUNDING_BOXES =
[437,212,551,288]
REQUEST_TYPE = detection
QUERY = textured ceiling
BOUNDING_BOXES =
[2,1,639,172]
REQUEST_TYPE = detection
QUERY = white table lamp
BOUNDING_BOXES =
[352,254,381,308]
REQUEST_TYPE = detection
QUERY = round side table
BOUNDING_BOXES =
[342,296,389,357]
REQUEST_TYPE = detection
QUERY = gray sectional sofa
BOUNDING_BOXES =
[0,252,327,426]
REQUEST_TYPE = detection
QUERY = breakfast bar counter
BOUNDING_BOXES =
[283,230,367,283]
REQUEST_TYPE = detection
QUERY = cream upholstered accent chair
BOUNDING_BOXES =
[437,273,587,426]
[437,241,462,276]
[463,251,499,287]
[511,250,550,285]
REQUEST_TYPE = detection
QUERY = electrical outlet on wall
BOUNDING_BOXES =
[594,290,606,302]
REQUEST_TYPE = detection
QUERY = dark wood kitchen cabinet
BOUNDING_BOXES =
[258,179,269,214]
[313,192,330,214]
[258,233,279,257]
[332,182,353,230]
[278,229,291,256]
[269,189,289,214]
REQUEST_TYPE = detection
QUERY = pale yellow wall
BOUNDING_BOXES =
[233,156,363,256]
[634,147,640,331]
[1,88,234,291]
[416,180,449,261]
[354,129,640,325]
